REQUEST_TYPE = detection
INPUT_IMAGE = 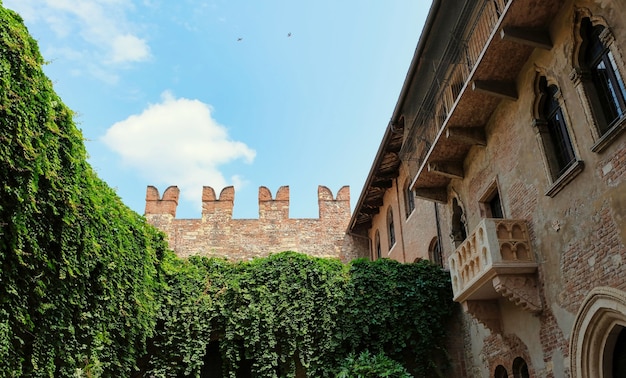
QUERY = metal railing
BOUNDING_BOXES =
[401,0,508,178]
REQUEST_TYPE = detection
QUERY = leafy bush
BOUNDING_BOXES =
[146,254,454,378]
[336,350,412,378]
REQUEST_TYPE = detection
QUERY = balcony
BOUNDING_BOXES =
[406,0,563,202]
[448,218,542,332]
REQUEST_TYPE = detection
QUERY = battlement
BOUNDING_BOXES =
[143,185,366,262]
[144,185,350,220]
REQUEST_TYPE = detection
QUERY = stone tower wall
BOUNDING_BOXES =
[145,185,368,262]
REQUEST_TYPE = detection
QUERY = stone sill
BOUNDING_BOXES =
[545,160,584,198]
[591,116,626,153]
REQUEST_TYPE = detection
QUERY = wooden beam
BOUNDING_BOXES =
[428,160,464,180]
[364,196,384,208]
[472,80,518,101]
[360,207,380,215]
[446,127,487,146]
[500,27,552,50]
[371,179,393,189]
[414,187,448,203]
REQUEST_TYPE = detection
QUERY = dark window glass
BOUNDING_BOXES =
[405,185,415,217]
[430,237,443,268]
[489,191,504,218]
[513,357,530,378]
[375,231,381,259]
[388,208,396,247]
[540,77,576,177]
[582,18,626,133]
[495,365,508,378]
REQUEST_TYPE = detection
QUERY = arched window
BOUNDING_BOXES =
[374,230,381,260]
[494,365,508,378]
[451,198,467,247]
[428,237,443,268]
[404,180,415,218]
[579,17,626,135]
[387,207,396,249]
[535,76,576,180]
[512,357,530,378]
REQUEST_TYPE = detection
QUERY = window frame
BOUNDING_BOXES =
[479,180,504,219]
[404,180,415,218]
[387,206,396,249]
[374,230,381,260]
[532,73,584,197]
[571,10,626,153]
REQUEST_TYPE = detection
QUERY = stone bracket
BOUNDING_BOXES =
[492,274,543,314]
[463,300,502,333]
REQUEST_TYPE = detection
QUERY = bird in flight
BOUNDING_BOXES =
[287,32,291,37]
[237,37,243,41]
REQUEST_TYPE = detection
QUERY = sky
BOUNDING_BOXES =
[3,0,429,219]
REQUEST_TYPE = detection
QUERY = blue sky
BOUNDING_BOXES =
[4,0,428,219]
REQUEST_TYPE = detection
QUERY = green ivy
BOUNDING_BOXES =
[146,254,454,378]
[335,350,413,378]
[0,4,169,377]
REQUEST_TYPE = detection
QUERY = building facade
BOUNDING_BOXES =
[348,0,626,377]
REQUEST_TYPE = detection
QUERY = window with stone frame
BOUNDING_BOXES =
[387,207,396,249]
[479,181,504,219]
[580,17,626,136]
[374,230,381,260]
[428,236,443,268]
[404,180,415,218]
[533,74,582,196]
[571,11,626,152]
[540,77,576,177]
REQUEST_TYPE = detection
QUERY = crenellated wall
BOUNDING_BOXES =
[145,185,368,262]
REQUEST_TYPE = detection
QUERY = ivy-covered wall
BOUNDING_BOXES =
[0,3,169,376]
[0,3,455,377]
[147,253,454,378]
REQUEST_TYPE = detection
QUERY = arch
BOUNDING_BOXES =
[494,365,508,378]
[570,287,626,377]
[512,357,530,378]
[428,236,443,268]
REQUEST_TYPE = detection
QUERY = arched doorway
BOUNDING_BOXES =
[570,287,626,377]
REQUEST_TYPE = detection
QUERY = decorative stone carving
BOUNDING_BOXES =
[463,300,502,333]
[449,219,543,333]
[492,275,543,314]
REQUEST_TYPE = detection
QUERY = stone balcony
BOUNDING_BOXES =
[448,218,542,332]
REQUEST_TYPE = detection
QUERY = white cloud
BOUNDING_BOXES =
[4,0,151,78]
[101,91,256,203]
[110,34,150,63]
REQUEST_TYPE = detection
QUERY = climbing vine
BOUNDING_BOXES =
[146,253,454,378]
[0,3,455,377]
[0,4,168,376]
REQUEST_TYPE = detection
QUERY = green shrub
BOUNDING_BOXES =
[336,350,412,378]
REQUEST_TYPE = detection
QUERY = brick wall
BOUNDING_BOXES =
[145,185,368,262]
